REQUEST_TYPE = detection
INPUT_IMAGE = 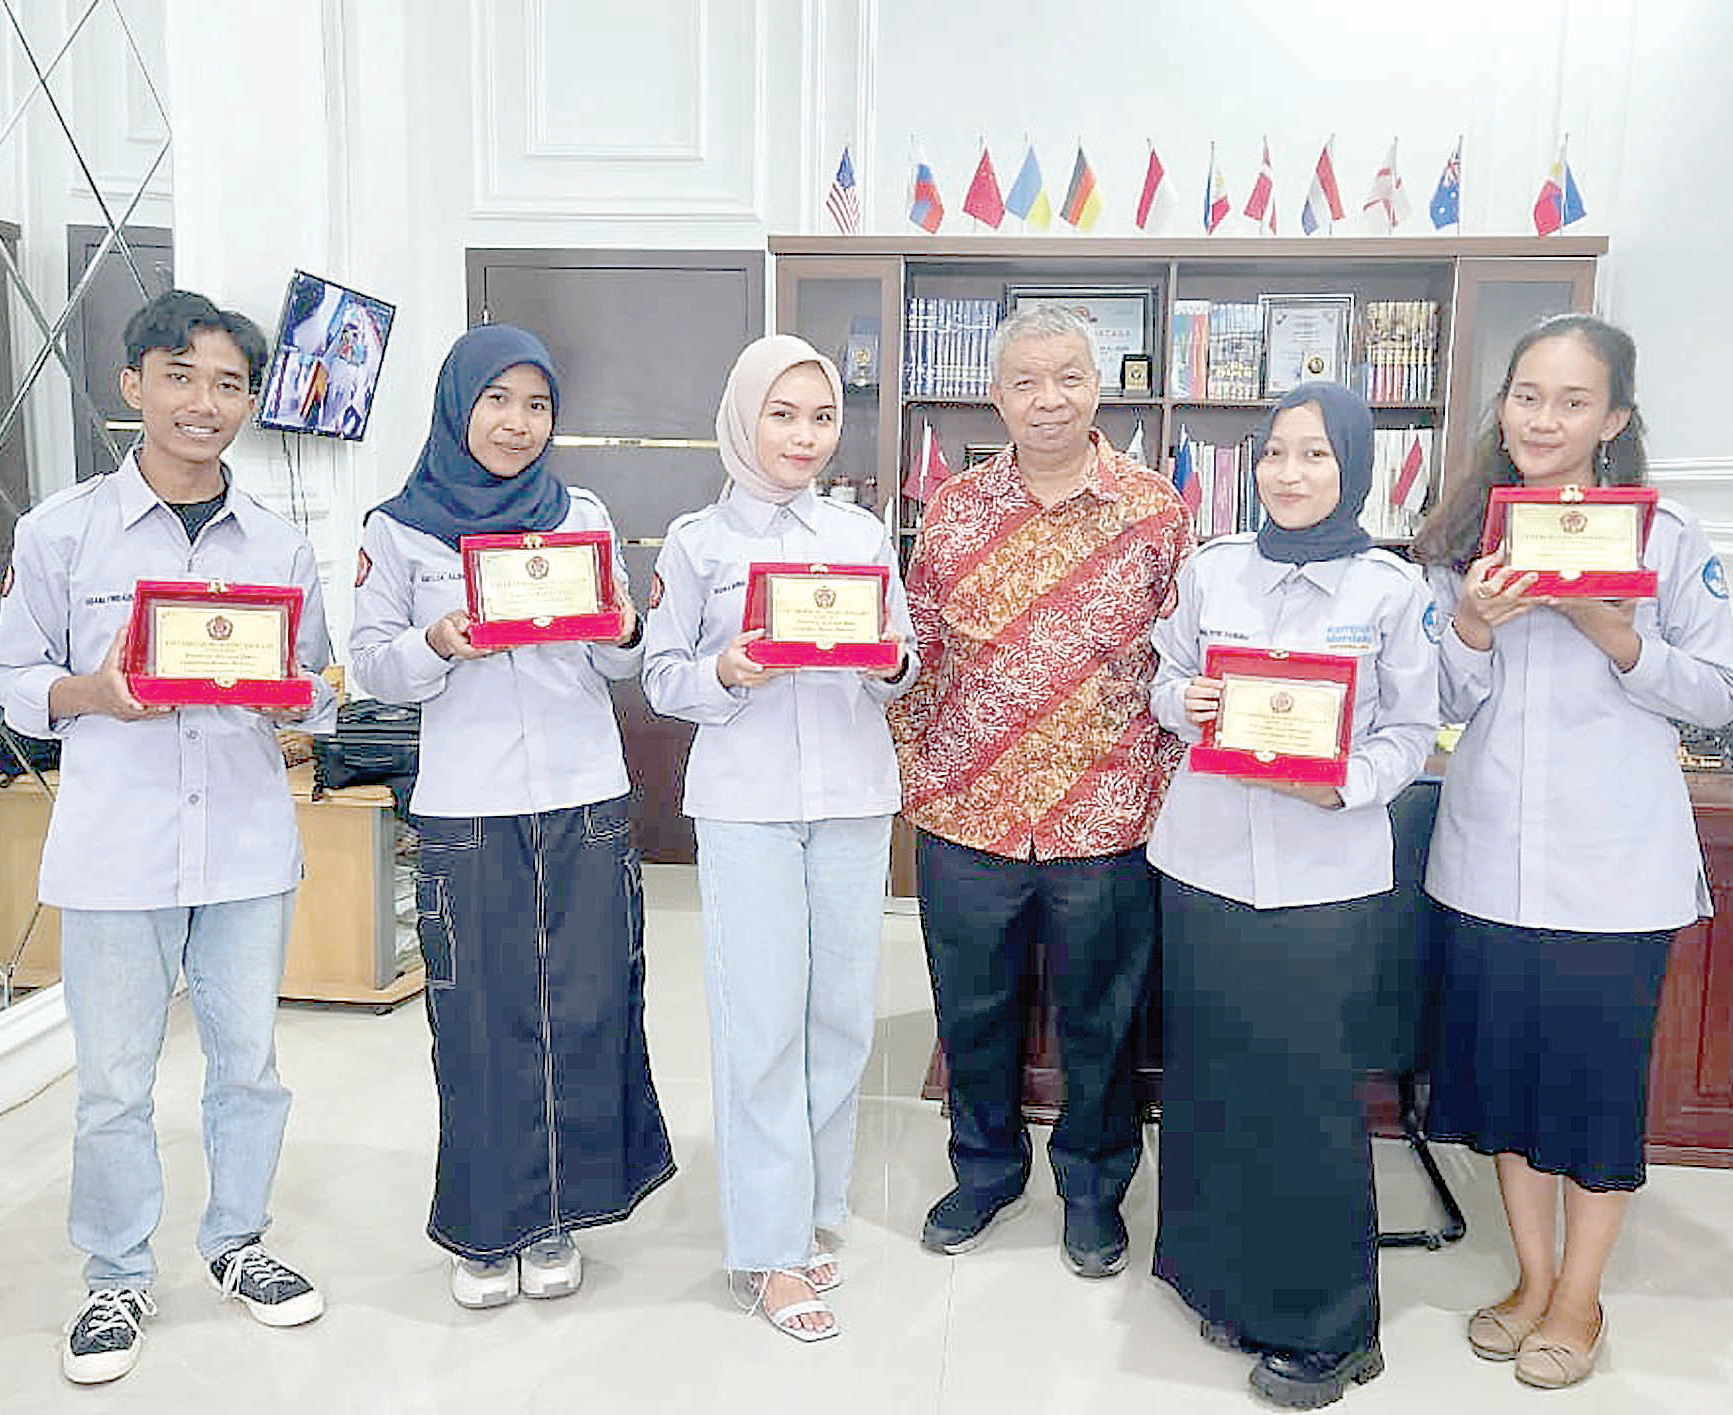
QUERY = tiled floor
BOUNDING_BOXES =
[1,864,1729,1412]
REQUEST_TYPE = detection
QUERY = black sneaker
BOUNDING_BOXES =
[1060,1204,1128,1279]
[62,1288,156,1385]
[920,1187,1027,1255]
[1249,1345,1385,1409]
[208,1243,325,1327]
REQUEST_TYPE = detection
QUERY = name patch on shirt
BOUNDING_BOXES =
[1325,623,1378,652]
[417,571,465,584]
[82,590,135,607]
[1199,625,1254,643]
[711,578,746,597]
[1705,558,1729,600]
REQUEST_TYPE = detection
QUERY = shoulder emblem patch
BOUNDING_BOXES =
[1704,557,1728,600]
[648,572,665,610]
[0,563,13,597]
[354,547,372,588]
[1422,601,1444,642]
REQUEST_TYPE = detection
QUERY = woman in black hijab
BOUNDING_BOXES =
[1145,383,1439,1408]
[352,325,673,1311]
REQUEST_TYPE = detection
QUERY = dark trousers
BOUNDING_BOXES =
[415,797,675,1259]
[916,830,1155,1210]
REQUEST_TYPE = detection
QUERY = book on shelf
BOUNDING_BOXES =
[902,296,1000,399]
[1166,300,1262,401]
[1164,432,1262,539]
[1361,300,1440,404]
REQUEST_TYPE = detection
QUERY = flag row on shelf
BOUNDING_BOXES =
[825,137,1585,239]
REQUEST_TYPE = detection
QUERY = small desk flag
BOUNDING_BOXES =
[1204,145,1231,233]
[1244,138,1277,235]
[1391,432,1428,514]
[908,161,945,234]
[902,422,952,503]
[1301,140,1345,235]
[1533,142,1586,235]
[825,147,861,235]
[963,147,1006,228]
[1135,146,1165,229]
[1005,146,1051,230]
[1429,141,1462,230]
[1061,146,1103,231]
[1363,140,1412,232]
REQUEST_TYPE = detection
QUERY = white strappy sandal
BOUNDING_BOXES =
[805,1249,842,1294]
[755,1268,838,1343]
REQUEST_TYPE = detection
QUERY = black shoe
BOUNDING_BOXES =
[208,1243,325,1327]
[1060,1204,1128,1279]
[1202,1318,1247,1351]
[1249,1345,1384,1409]
[62,1288,156,1385]
[921,1187,1027,1254]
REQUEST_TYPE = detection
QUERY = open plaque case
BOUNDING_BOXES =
[741,561,898,670]
[1480,485,1658,598]
[460,530,624,649]
[1188,645,1357,788]
[124,579,310,710]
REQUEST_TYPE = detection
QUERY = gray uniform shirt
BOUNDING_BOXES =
[0,453,337,910]
[641,484,916,822]
[1148,535,1438,908]
[1425,499,1733,931]
[348,489,640,817]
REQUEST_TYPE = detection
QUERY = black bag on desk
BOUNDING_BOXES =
[0,711,59,782]
[312,700,419,817]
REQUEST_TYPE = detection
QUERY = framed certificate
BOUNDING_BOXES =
[460,531,623,648]
[1188,646,1358,787]
[1479,485,1659,598]
[1004,285,1154,396]
[124,579,310,710]
[1260,293,1355,396]
[742,561,899,670]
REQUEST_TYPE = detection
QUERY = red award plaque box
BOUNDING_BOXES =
[1188,645,1358,788]
[460,530,624,649]
[741,562,899,671]
[1480,485,1658,598]
[124,579,311,711]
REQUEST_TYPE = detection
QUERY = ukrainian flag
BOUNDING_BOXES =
[1005,146,1051,230]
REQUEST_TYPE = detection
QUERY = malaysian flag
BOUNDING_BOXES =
[825,147,861,235]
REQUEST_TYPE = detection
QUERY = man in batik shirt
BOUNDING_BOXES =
[889,303,1193,1278]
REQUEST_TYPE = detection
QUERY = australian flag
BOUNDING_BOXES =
[1430,141,1462,229]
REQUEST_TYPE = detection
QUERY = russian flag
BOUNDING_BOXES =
[1203,145,1230,233]
[908,162,944,234]
[1172,425,1203,515]
[1533,142,1585,236]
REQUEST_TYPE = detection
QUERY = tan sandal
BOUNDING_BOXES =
[1514,1307,1604,1389]
[1467,1303,1541,1361]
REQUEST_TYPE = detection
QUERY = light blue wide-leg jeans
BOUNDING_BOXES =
[695,816,892,1273]
[59,892,296,1289]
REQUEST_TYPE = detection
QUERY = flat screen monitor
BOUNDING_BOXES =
[256,270,395,441]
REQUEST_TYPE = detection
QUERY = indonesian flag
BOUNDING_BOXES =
[1244,138,1277,235]
[1390,431,1428,514]
[901,422,952,503]
[1060,146,1104,230]
[1134,145,1165,229]
[1203,144,1231,233]
[1301,139,1345,234]
[1533,140,1586,236]
[1363,139,1412,231]
[908,161,944,234]
[963,147,1005,228]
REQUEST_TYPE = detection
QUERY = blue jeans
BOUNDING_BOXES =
[695,816,893,1272]
[59,892,296,1290]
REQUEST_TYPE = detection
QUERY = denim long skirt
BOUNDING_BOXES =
[413,796,675,1259]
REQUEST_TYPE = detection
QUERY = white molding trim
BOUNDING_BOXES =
[0,985,73,1116]
[524,0,708,161]
[856,0,877,232]
[1648,458,1733,484]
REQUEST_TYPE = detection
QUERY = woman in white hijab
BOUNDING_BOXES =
[643,335,917,1342]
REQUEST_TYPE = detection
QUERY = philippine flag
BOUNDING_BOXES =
[1533,142,1586,236]
[908,161,944,234]
[1203,146,1231,233]
[1301,140,1345,235]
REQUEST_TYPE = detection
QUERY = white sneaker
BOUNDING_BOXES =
[62,1288,156,1385]
[450,1255,518,1309]
[518,1235,582,1300]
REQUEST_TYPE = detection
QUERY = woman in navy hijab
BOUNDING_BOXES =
[351,325,673,1310]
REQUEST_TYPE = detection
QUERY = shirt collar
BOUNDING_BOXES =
[1007,429,1120,507]
[1255,552,1353,596]
[114,449,243,533]
[724,481,821,534]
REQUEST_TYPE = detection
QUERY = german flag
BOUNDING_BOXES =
[1060,146,1102,231]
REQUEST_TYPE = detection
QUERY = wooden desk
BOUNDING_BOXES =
[0,766,421,1007]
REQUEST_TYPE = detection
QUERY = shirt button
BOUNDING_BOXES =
[188,792,201,804]
[185,728,200,741]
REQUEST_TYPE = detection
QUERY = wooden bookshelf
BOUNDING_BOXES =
[772,235,1603,541]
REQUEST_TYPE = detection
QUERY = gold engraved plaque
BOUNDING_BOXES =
[764,573,881,650]
[474,543,600,621]
[150,604,286,683]
[1505,502,1642,574]
[1215,674,1346,761]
